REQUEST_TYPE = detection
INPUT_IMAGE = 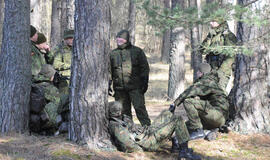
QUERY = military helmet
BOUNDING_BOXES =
[39,64,56,79]
[116,30,130,41]
[198,63,211,74]
[36,33,47,44]
[64,29,74,39]
[30,25,37,37]
[109,101,123,118]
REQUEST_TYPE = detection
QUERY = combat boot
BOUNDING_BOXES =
[171,136,180,153]
[178,142,201,160]
[189,128,205,140]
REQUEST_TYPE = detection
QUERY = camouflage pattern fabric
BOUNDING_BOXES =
[199,22,237,92]
[174,71,229,130]
[114,89,151,126]
[109,110,190,153]
[52,43,72,94]
[31,42,46,76]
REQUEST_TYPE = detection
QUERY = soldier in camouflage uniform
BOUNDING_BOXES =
[108,101,201,160]
[52,29,74,95]
[199,19,237,93]
[30,32,60,135]
[173,63,229,140]
[110,30,151,126]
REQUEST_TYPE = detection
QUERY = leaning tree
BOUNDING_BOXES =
[69,0,111,149]
[0,0,31,133]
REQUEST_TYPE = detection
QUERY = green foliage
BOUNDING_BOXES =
[137,0,270,56]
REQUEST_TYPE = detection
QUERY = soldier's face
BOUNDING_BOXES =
[64,38,73,47]
[210,21,220,28]
[31,32,38,42]
[116,38,127,46]
[196,70,203,78]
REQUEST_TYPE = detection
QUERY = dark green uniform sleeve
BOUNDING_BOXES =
[174,75,217,106]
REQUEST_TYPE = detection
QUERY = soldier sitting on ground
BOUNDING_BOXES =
[173,63,229,141]
[108,101,201,160]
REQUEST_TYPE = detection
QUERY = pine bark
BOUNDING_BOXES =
[0,0,4,50]
[168,0,186,99]
[0,0,31,133]
[161,0,171,64]
[50,0,62,50]
[230,0,270,134]
[189,0,202,80]
[69,0,111,149]
[128,0,136,44]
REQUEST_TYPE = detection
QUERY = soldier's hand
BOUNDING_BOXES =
[169,104,176,113]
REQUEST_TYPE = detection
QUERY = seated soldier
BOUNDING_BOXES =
[173,63,229,140]
[108,101,201,160]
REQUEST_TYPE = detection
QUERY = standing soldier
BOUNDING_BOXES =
[52,29,74,95]
[199,19,237,93]
[110,30,151,126]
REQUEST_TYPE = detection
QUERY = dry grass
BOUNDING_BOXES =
[1,57,270,160]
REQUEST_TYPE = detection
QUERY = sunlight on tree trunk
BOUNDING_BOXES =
[161,0,171,64]
[0,0,31,133]
[230,0,270,134]
[128,0,136,45]
[50,0,61,50]
[168,0,186,99]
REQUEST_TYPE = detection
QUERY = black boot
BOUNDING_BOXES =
[171,137,180,153]
[178,142,201,160]
[189,128,205,140]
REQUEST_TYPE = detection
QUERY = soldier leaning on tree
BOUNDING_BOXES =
[108,101,201,160]
[199,18,237,94]
[29,27,60,135]
[109,30,151,126]
[173,63,229,141]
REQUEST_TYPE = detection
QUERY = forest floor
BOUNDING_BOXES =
[1,57,270,160]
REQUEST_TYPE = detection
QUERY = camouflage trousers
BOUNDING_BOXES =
[183,98,226,130]
[114,89,151,126]
[136,110,190,151]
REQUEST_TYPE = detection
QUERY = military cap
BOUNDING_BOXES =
[36,33,47,44]
[39,64,56,79]
[30,25,37,37]
[109,101,123,118]
[64,29,74,39]
[198,63,211,74]
[116,30,130,41]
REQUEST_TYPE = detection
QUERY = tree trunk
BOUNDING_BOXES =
[230,0,270,134]
[128,0,136,44]
[168,0,186,99]
[66,0,75,30]
[30,0,52,43]
[189,0,202,80]
[0,0,31,133]
[50,0,62,50]
[69,0,111,149]
[161,0,171,64]
[0,0,4,50]
[60,0,68,38]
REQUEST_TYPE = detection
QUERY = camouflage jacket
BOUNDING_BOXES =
[52,43,72,77]
[31,42,51,83]
[174,72,229,118]
[109,115,144,152]
[110,42,149,91]
[199,23,237,74]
